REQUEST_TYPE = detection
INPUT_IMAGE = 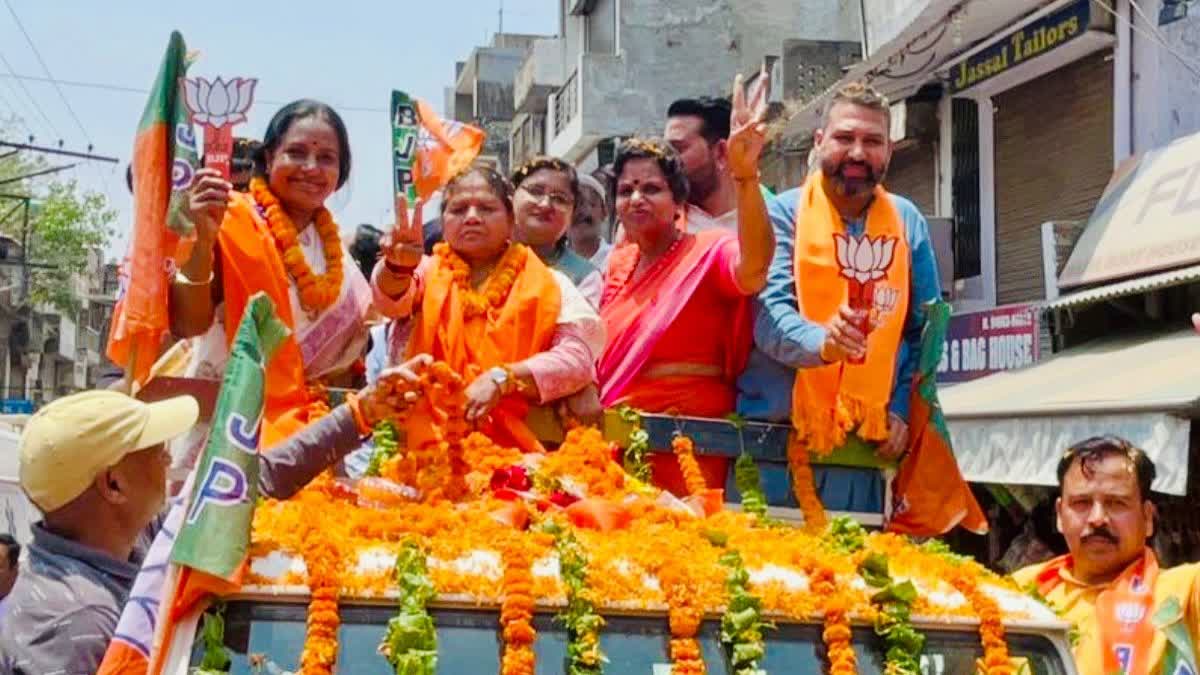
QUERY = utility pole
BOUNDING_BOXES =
[499,0,504,39]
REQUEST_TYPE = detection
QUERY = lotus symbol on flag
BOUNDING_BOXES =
[182,76,257,128]
[833,233,898,364]
[834,233,897,284]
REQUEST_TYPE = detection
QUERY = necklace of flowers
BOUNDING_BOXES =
[250,177,344,315]
[434,242,526,320]
[500,535,537,675]
[812,563,857,674]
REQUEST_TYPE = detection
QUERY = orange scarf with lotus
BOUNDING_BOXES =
[792,172,910,454]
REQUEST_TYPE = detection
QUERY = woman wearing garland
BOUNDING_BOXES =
[510,156,603,308]
[597,73,775,495]
[373,164,604,453]
[170,100,373,450]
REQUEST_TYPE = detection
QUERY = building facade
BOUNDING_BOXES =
[510,0,862,173]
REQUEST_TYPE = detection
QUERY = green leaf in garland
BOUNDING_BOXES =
[734,454,771,522]
[717,549,772,674]
[825,516,867,554]
[380,541,438,675]
[615,406,652,483]
[192,602,232,675]
[553,527,607,674]
[858,552,925,675]
[366,420,400,477]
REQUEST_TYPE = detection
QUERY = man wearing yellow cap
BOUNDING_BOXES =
[0,356,429,675]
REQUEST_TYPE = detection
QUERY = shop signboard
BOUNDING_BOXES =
[938,304,1040,384]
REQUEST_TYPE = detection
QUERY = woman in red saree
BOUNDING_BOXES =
[598,73,775,495]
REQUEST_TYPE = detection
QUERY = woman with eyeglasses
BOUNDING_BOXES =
[373,163,604,452]
[510,156,604,308]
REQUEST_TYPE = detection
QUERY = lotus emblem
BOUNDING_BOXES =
[182,76,257,129]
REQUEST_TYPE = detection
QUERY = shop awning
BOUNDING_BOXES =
[1042,263,1200,311]
[1059,130,1200,288]
[941,329,1200,495]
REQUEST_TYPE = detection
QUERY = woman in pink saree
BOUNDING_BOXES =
[598,73,775,494]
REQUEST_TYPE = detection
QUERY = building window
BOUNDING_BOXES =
[951,98,981,280]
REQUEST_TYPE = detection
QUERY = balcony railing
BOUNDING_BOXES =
[553,69,579,139]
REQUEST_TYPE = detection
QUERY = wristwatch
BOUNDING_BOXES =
[488,366,511,394]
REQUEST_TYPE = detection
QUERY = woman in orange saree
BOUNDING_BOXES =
[373,164,603,454]
[168,100,373,468]
[598,73,776,496]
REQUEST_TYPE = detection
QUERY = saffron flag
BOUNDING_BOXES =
[411,96,484,199]
[98,293,288,675]
[106,31,200,385]
[887,300,989,537]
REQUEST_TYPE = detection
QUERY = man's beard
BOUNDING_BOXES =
[822,157,886,197]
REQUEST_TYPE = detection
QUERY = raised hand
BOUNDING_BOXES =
[186,168,231,244]
[380,193,425,271]
[727,66,770,181]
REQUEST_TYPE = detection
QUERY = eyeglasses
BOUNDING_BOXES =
[519,184,575,210]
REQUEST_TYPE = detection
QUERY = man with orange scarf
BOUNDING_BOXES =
[1013,437,1199,674]
[744,82,982,533]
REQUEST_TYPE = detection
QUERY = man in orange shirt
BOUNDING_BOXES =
[1013,436,1199,674]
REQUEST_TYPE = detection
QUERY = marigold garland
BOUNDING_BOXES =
[434,241,526,319]
[812,564,857,675]
[951,575,1017,675]
[788,437,827,531]
[299,536,342,674]
[250,177,344,314]
[659,557,707,675]
[672,434,708,498]
[500,535,537,675]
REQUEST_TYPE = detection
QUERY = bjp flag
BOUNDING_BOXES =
[887,300,988,537]
[99,293,288,675]
[106,31,200,385]
[413,98,485,198]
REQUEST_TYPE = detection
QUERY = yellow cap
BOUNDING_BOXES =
[19,390,199,512]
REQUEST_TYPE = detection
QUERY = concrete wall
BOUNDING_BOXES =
[575,0,860,138]
[1131,0,1200,152]
[863,0,930,56]
[588,0,619,54]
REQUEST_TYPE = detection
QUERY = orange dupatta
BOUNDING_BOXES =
[406,242,561,452]
[792,172,910,454]
[216,193,322,446]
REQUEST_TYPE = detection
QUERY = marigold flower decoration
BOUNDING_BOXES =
[788,437,827,531]
[672,434,708,498]
[812,565,857,674]
[659,557,707,674]
[951,574,1017,675]
[251,177,344,314]
[299,533,342,674]
[434,242,526,319]
[500,535,538,675]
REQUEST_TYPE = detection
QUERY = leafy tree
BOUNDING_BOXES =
[0,121,116,315]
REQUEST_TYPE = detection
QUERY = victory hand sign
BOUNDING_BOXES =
[728,66,771,181]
